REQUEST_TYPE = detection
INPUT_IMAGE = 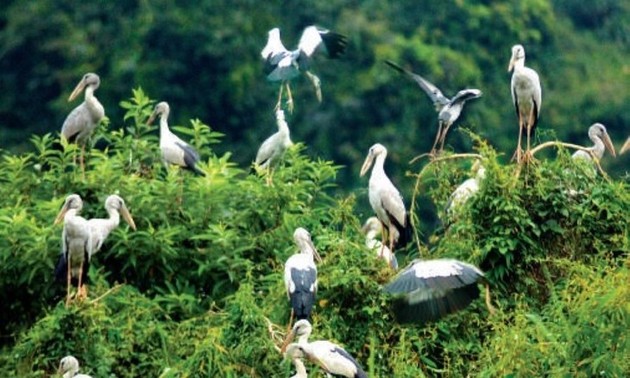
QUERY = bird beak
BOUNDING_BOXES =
[147,109,158,125]
[280,329,296,354]
[68,77,87,102]
[621,139,630,155]
[360,153,374,177]
[120,205,137,231]
[54,204,70,225]
[601,132,616,158]
[508,56,516,72]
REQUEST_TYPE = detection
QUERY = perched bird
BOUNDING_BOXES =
[360,143,413,253]
[54,195,93,304]
[58,355,92,378]
[147,101,205,176]
[446,161,486,217]
[283,320,367,378]
[88,194,137,254]
[361,217,398,269]
[572,123,616,163]
[384,259,495,324]
[254,109,292,175]
[61,73,105,173]
[386,60,482,155]
[285,228,322,324]
[261,25,347,112]
[620,137,630,155]
[284,343,309,378]
[508,44,542,164]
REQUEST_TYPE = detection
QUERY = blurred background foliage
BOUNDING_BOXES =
[0,0,628,376]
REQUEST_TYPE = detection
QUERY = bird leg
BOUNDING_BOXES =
[66,259,72,307]
[287,309,295,335]
[80,144,86,179]
[522,108,537,164]
[285,82,294,113]
[429,122,444,157]
[512,119,524,163]
[77,264,86,301]
[275,82,285,112]
[438,124,451,153]
[379,221,388,257]
[484,283,497,315]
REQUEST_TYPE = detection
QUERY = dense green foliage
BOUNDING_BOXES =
[0,90,627,376]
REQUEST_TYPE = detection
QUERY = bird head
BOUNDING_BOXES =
[69,73,100,102]
[281,319,313,352]
[293,228,322,263]
[283,343,305,360]
[589,123,616,157]
[361,217,382,235]
[54,194,83,225]
[105,195,137,230]
[508,44,525,72]
[147,101,170,125]
[360,143,387,177]
[58,355,80,375]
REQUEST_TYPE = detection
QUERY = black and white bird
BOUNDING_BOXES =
[283,320,367,378]
[446,161,486,217]
[147,101,205,176]
[572,123,616,163]
[360,143,413,253]
[361,217,398,269]
[58,355,92,378]
[284,228,322,323]
[88,194,136,254]
[384,259,495,324]
[509,44,542,164]
[386,60,482,155]
[54,194,93,304]
[261,25,347,112]
[61,73,105,172]
[254,109,292,174]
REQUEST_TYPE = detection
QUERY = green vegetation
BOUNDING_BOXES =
[0,90,627,376]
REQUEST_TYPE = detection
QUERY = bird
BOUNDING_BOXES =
[283,320,367,378]
[53,194,93,305]
[446,161,485,217]
[261,25,348,112]
[572,123,616,163]
[620,137,630,154]
[88,194,137,254]
[508,44,542,164]
[147,101,205,176]
[254,109,293,180]
[386,60,482,155]
[383,259,495,324]
[283,343,309,378]
[58,355,92,378]
[360,143,413,253]
[361,217,398,269]
[285,228,322,324]
[61,73,105,173]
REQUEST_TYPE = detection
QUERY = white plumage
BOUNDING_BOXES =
[58,355,92,378]
[446,162,486,216]
[88,194,136,254]
[284,228,321,321]
[361,217,398,269]
[572,123,616,163]
[254,109,292,170]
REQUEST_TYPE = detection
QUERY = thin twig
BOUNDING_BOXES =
[89,284,123,304]
[529,141,608,178]
[264,316,284,353]
[484,283,496,315]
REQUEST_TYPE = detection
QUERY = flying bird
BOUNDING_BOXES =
[509,44,542,164]
[384,259,495,324]
[361,217,398,269]
[261,25,348,112]
[446,161,486,217]
[283,320,367,378]
[285,228,322,324]
[58,355,92,378]
[254,109,293,177]
[54,194,93,305]
[572,123,616,163]
[386,60,482,155]
[147,101,205,176]
[61,73,105,173]
[360,143,413,253]
[88,194,136,254]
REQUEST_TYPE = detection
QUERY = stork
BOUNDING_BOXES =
[58,355,92,378]
[61,73,105,173]
[88,194,136,254]
[386,60,482,155]
[283,320,367,378]
[285,228,322,325]
[509,44,542,164]
[384,259,495,324]
[53,194,93,305]
[284,343,309,378]
[360,143,413,253]
[446,161,485,217]
[261,25,347,112]
[620,137,630,154]
[361,217,398,269]
[254,109,293,181]
[147,101,205,176]
[572,123,616,163]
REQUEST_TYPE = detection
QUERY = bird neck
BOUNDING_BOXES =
[277,118,291,143]
[365,229,378,244]
[103,208,121,233]
[84,86,102,116]
[159,116,171,139]
[371,154,387,179]
[512,58,526,71]
[292,358,308,378]
[589,135,605,159]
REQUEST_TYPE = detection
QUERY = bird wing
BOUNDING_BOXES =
[384,259,483,295]
[380,188,407,230]
[61,103,90,142]
[174,141,200,166]
[255,133,283,169]
[450,89,482,105]
[261,29,289,59]
[385,60,450,111]
[308,341,365,378]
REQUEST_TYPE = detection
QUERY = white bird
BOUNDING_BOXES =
[572,123,616,163]
[61,73,105,173]
[285,228,322,323]
[361,217,398,269]
[386,60,482,155]
[54,195,93,304]
[509,44,542,164]
[446,161,486,216]
[88,194,137,254]
[620,137,630,154]
[384,259,495,324]
[58,355,92,378]
[254,109,293,173]
[360,143,413,253]
[283,343,309,378]
[283,320,367,378]
[147,101,205,176]
[261,25,348,112]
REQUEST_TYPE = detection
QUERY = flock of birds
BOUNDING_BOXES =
[48,24,626,377]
